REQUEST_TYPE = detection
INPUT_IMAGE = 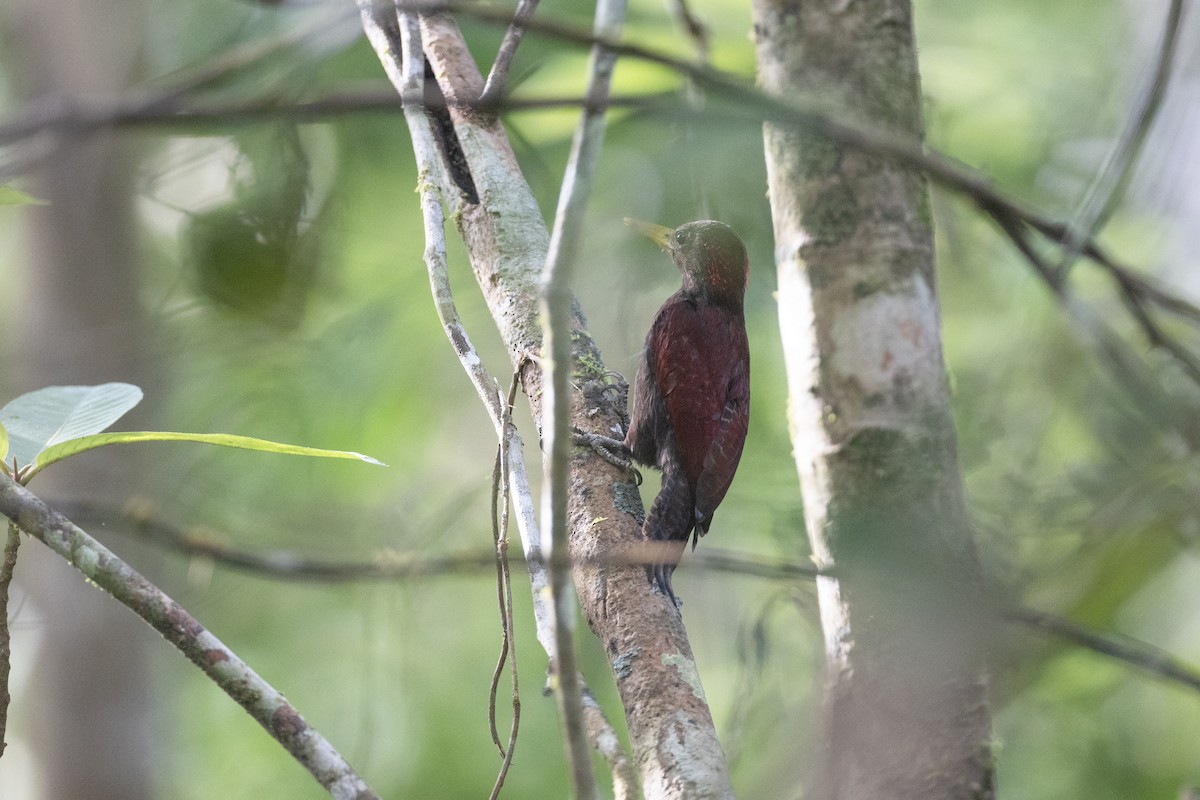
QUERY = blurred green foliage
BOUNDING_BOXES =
[2,0,1199,796]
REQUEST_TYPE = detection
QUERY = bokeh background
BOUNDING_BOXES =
[1,0,1198,796]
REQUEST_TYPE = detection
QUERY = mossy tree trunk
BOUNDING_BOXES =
[751,1,996,798]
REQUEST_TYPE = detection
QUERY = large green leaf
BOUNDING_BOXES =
[0,420,8,465]
[0,383,143,470]
[23,430,385,482]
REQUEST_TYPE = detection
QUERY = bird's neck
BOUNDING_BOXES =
[682,280,745,313]
[679,252,748,311]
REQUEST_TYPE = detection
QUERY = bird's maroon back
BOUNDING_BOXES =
[660,298,749,528]
[629,292,750,533]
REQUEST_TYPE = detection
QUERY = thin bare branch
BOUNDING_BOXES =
[0,5,357,181]
[5,0,1198,389]
[1055,0,1189,277]
[1006,606,1200,694]
[668,0,710,61]
[55,499,1200,701]
[0,0,1031,236]
[380,8,524,791]
[0,87,666,150]
[481,0,542,106]
[983,201,1200,415]
[0,522,20,760]
[489,445,515,758]
[722,592,795,769]
[1115,280,1200,387]
[488,374,522,799]
[582,689,637,800]
[538,0,627,793]
[78,496,505,579]
[0,476,378,799]
[71,500,799,580]
[1108,267,1200,326]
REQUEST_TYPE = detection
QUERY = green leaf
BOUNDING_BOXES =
[0,383,143,470]
[0,420,8,465]
[0,185,47,206]
[24,430,386,482]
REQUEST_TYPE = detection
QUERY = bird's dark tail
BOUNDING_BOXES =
[643,469,694,610]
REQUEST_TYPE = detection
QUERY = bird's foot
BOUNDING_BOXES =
[576,372,631,429]
[571,428,643,485]
[647,563,682,613]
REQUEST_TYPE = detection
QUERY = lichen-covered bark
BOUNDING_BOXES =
[751,1,995,798]
[411,13,733,798]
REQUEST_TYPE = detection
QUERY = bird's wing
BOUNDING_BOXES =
[626,308,672,467]
[654,300,737,485]
[693,341,749,534]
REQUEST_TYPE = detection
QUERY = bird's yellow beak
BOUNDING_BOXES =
[624,218,674,252]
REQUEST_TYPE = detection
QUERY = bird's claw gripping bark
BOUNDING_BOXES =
[648,563,682,611]
[571,428,643,485]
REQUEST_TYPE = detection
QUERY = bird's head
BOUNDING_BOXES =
[625,218,748,309]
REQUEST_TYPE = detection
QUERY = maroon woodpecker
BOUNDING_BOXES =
[623,217,751,604]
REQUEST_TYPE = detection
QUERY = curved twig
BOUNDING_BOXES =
[1055,0,1189,278]
[0,476,378,799]
[0,522,20,759]
[1006,606,1200,694]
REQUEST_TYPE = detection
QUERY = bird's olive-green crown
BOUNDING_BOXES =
[626,218,749,309]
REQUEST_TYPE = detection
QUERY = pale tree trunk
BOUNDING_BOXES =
[752,1,995,798]
[358,6,733,796]
[418,16,734,796]
[5,1,158,798]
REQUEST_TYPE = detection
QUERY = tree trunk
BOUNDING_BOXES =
[751,1,995,798]
[5,1,157,798]
[358,7,734,796]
